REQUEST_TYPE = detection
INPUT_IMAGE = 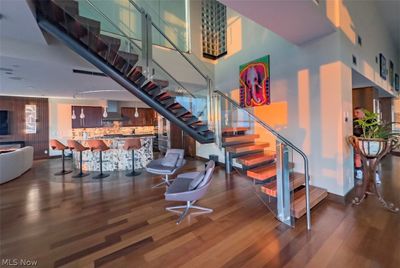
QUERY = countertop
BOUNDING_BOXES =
[76,134,156,140]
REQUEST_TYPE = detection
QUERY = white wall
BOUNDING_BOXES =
[330,0,399,95]
[197,0,398,196]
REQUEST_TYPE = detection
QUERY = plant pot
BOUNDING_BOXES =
[356,138,387,158]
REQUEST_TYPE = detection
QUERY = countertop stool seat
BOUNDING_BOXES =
[50,139,72,176]
[67,140,90,178]
[123,138,142,177]
[86,140,110,179]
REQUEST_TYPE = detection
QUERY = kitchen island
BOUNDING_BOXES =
[73,135,154,172]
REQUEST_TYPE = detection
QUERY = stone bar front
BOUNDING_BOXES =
[73,135,154,171]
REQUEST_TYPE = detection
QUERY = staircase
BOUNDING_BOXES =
[221,127,327,219]
[35,0,214,144]
[35,0,326,229]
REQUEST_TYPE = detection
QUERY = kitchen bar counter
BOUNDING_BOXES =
[73,135,154,171]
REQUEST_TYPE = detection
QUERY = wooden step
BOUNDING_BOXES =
[127,66,143,82]
[260,172,305,197]
[222,134,260,145]
[247,162,294,181]
[153,79,169,89]
[225,143,269,154]
[247,164,276,181]
[222,127,249,134]
[53,0,79,16]
[292,186,328,219]
[237,152,276,166]
[156,92,171,101]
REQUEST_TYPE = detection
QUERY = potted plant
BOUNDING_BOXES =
[351,110,399,158]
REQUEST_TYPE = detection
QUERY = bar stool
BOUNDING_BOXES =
[67,140,90,178]
[123,138,142,177]
[86,140,110,179]
[50,139,72,176]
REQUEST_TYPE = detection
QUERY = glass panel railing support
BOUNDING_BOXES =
[141,11,153,80]
[276,142,293,226]
[212,92,222,148]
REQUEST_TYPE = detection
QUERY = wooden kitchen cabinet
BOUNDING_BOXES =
[121,107,157,126]
[71,106,103,128]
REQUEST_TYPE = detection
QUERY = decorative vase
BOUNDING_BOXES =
[356,138,387,158]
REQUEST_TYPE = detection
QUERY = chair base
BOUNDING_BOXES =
[166,201,213,224]
[54,170,72,176]
[126,171,141,177]
[72,172,90,178]
[93,173,110,179]
[152,175,174,188]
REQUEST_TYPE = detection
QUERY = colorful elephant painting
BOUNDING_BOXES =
[239,55,270,107]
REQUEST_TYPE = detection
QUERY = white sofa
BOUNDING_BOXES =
[0,146,34,184]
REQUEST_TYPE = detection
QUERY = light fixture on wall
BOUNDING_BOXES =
[71,109,76,120]
[103,107,108,118]
[134,107,139,118]
[80,108,85,119]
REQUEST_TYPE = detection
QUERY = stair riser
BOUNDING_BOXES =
[242,160,275,171]
[229,150,265,159]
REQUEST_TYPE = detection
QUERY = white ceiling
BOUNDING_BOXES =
[352,69,393,97]
[0,0,141,101]
[375,0,400,56]
[219,0,336,45]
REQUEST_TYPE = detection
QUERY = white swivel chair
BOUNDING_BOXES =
[146,149,186,188]
[165,160,215,224]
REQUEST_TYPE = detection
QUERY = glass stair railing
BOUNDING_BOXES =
[213,90,328,229]
[35,0,214,143]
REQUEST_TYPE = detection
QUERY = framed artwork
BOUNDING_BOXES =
[395,73,399,92]
[25,104,37,134]
[239,55,270,108]
[379,53,387,80]
[389,60,394,87]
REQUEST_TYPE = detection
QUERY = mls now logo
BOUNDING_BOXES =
[2,258,38,266]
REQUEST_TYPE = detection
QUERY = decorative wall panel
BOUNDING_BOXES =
[202,0,227,59]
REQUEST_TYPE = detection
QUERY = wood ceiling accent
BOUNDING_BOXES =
[0,96,49,159]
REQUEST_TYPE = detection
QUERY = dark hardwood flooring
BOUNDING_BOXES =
[0,156,399,267]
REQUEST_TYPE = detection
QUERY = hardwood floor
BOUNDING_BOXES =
[0,156,399,267]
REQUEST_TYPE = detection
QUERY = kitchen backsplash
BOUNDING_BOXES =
[72,124,155,139]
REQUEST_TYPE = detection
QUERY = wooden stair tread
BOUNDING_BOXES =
[223,134,260,144]
[237,152,276,166]
[260,172,305,197]
[222,127,249,133]
[247,162,294,181]
[225,143,269,153]
[292,186,328,219]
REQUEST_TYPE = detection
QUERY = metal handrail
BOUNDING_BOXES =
[85,0,195,99]
[214,90,311,230]
[128,0,209,82]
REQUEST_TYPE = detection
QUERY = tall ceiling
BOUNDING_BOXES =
[0,0,140,101]
[219,0,336,45]
[375,0,400,56]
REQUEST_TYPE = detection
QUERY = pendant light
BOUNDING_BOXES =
[134,106,139,118]
[71,109,76,120]
[80,108,85,119]
[103,107,108,118]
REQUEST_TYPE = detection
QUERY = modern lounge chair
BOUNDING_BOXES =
[165,160,215,224]
[146,149,186,188]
